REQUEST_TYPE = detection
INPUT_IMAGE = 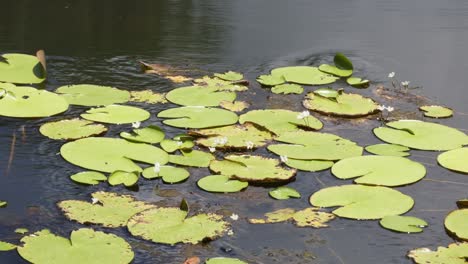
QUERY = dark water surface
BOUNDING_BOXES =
[0,1,467,263]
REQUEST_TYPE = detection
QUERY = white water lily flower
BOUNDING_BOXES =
[388,72,395,78]
[132,121,141,128]
[209,147,216,153]
[296,111,310,119]
[377,105,386,111]
[246,141,254,150]
[153,162,161,174]
[227,229,234,236]
[401,81,410,86]
[386,106,395,112]
[230,213,239,221]
[91,198,99,204]
[280,155,288,163]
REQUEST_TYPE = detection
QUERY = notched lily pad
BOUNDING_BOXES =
[197,175,248,193]
[438,148,468,174]
[0,53,46,84]
[256,74,286,86]
[249,207,335,228]
[120,126,165,144]
[169,150,215,167]
[347,76,369,87]
[271,66,339,85]
[160,138,194,153]
[129,90,167,104]
[284,158,334,172]
[206,257,248,264]
[158,107,239,129]
[445,209,468,241]
[318,53,353,77]
[269,187,301,200]
[303,91,379,117]
[81,104,150,124]
[365,143,410,157]
[108,171,139,187]
[40,118,107,140]
[56,84,130,106]
[142,165,190,183]
[408,243,468,264]
[271,84,304,94]
[193,76,248,91]
[380,215,428,233]
[0,241,16,251]
[214,71,243,81]
[313,88,339,99]
[70,171,107,185]
[219,100,249,112]
[166,86,236,106]
[419,105,453,118]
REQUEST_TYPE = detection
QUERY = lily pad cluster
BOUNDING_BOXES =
[249,207,335,228]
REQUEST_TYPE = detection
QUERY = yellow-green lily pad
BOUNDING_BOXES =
[271,84,304,94]
[408,243,468,264]
[284,158,334,172]
[269,187,301,200]
[142,165,190,183]
[365,143,410,157]
[197,175,248,193]
[169,149,215,167]
[158,106,239,129]
[70,171,107,185]
[108,171,139,187]
[206,257,247,264]
[0,241,16,251]
[219,100,249,112]
[40,118,107,140]
[129,90,167,104]
[0,53,46,84]
[303,91,379,117]
[160,138,194,153]
[257,74,286,86]
[81,105,150,124]
[438,148,468,173]
[214,71,243,81]
[271,66,339,85]
[445,209,468,241]
[347,76,369,87]
[166,86,236,106]
[318,53,353,77]
[55,84,130,106]
[380,215,428,233]
[249,207,335,228]
[420,105,453,118]
[120,125,165,144]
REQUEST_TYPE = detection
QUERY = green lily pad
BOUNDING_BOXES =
[129,90,167,104]
[0,53,46,84]
[309,185,414,220]
[249,207,335,228]
[166,86,236,106]
[127,206,229,245]
[420,105,453,118]
[318,53,353,77]
[193,76,248,91]
[303,91,379,117]
[408,243,468,264]
[160,138,194,153]
[271,66,339,85]
[58,191,155,227]
[158,106,239,129]
[197,175,249,193]
[0,201,7,207]
[331,155,426,186]
[256,74,286,86]
[210,155,296,183]
[108,171,139,187]
[142,166,190,183]
[169,150,215,167]
[120,126,165,144]
[445,209,468,241]
[313,88,339,99]
[239,109,323,135]
[373,120,468,151]
[284,158,334,172]
[70,171,107,185]
[0,82,68,118]
[192,123,272,149]
[40,119,107,140]
[269,187,301,200]
[271,84,304,94]
[81,105,150,124]
[219,100,249,112]
[55,84,130,106]
[214,71,243,81]
[347,76,369,87]
[206,257,248,264]
[60,137,168,173]
[0,241,16,251]
[268,131,363,160]
[17,228,134,264]
[15,228,29,234]
[379,215,427,233]
[365,144,410,157]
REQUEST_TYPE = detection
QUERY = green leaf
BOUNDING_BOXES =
[81,105,150,124]
[365,143,410,157]
[374,120,468,151]
[17,229,134,264]
[142,166,190,183]
[193,76,248,91]
[331,155,426,186]
[379,215,427,233]
[127,207,229,245]
[160,138,194,153]
[408,243,468,264]
[129,90,167,104]
[169,149,215,167]
[256,74,286,86]
[55,84,130,106]
[60,137,168,173]
[158,106,239,129]
[419,105,453,118]
[309,185,414,220]
[40,119,107,140]
[70,171,107,185]
[445,209,468,241]
[14,228,29,234]
[120,125,165,144]
[197,175,248,193]
[0,200,7,207]
[58,191,155,227]
[166,86,236,106]
[271,66,339,85]
[271,84,304,94]
[219,100,249,112]
[0,241,16,251]
[210,155,296,183]
[318,53,353,77]
[346,76,369,87]
[303,91,379,117]
[108,171,139,187]
[269,187,301,200]
[206,257,248,264]
[313,88,339,99]
[214,71,243,81]
[249,207,335,228]
[0,53,46,84]
[284,158,334,172]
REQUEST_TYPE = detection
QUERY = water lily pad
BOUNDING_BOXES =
[214,71,243,81]
[81,105,150,124]
[120,126,165,144]
[197,175,248,193]
[108,171,139,187]
[166,86,236,106]
[284,158,334,172]
[40,119,107,140]
[303,91,379,117]
[331,155,426,186]
[206,257,247,264]
[15,228,29,234]
[0,53,46,84]
[445,209,468,241]
[17,228,134,264]
[271,66,339,85]
[347,76,369,87]
[169,150,215,167]
[0,241,16,251]
[249,207,335,228]
[61,137,168,173]
[380,215,427,233]
[268,131,363,160]
[271,84,304,94]
[269,187,301,200]
[365,144,410,157]
[210,155,296,183]
[0,82,68,118]
[420,105,453,118]
[313,88,339,98]
[127,206,229,245]
[408,243,468,264]
[219,100,249,112]
[70,171,107,185]
[58,191,155,227]
[256,74,286,86]
[129,90,167,104]
[142,166,190,183]
[373,120,468,151]
[192,123,272,149]
[160,138,194,153]
[193,76,248,91]
[438,148,468,174]
[55,84,130,106]
[158,107,239,129]
[309,185,414,220]
[318,53,353,77]
[239,109,323,135]
[0,201,6,207]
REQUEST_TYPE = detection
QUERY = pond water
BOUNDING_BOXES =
[0,1,467,263]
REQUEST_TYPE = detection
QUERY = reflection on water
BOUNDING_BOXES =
[0,1,468,263]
